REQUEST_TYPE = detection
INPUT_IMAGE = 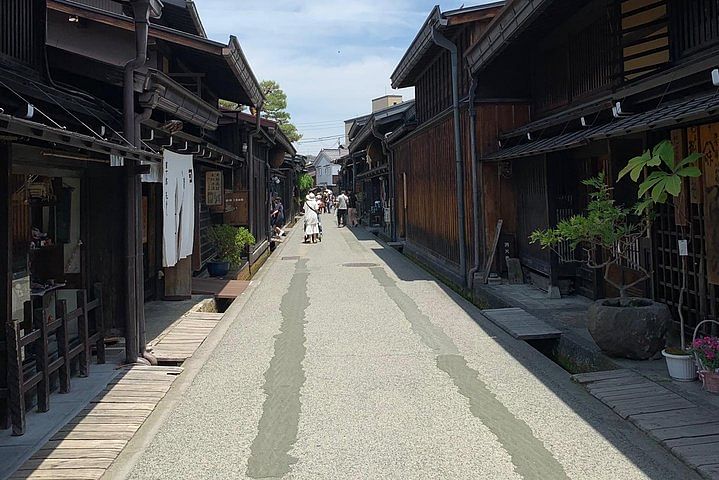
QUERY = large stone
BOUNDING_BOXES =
[587,298,671,360]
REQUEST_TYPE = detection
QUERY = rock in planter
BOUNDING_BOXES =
[587,298,671,360]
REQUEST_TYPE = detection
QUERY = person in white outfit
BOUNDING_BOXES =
[303,193,320,243]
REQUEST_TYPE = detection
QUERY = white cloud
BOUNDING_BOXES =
[194,0,464,155]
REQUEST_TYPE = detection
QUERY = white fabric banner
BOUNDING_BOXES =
[162,150,195,268]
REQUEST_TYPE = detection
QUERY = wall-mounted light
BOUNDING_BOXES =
[580,116,588,127]
[68,15,80,23]
[712,68,719,87]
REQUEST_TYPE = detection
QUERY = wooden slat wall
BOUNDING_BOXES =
[0,0,41,67]
[393,103,531,274]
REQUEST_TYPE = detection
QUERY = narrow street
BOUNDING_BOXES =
[115,214,699,480]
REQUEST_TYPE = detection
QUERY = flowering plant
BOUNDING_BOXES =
[692,336,719,372]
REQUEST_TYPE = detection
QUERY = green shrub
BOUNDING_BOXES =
[208,225,256,267]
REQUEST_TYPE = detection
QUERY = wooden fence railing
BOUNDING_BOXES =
[4,284,104,436]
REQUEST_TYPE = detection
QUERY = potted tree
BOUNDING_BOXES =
[206,225,256,277]
[618,139,702,380]
[531,174,671,360]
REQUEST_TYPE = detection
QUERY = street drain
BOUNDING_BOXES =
[282,256,301,260]
[343,263,379,267]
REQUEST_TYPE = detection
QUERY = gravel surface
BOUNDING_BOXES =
[125,218,700,480]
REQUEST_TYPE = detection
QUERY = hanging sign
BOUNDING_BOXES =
[205,171,224,207]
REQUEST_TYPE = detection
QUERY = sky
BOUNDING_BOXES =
[194,0,482,156]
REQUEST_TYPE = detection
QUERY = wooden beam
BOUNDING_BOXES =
[446,10,498,27]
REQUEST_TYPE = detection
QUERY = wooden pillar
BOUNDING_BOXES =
[545,155,561,299]
[0,142,11,429]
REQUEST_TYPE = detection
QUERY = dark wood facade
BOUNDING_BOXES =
[467,0,719,336]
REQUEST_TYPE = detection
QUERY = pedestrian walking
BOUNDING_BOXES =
[303,193,320,243]
[348,192,359,227]
[336,190,349,227]
[271,197,285,238]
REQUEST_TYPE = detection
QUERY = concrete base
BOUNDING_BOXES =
[547,286,562,299]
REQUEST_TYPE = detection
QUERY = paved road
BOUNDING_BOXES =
[121,216,700,480]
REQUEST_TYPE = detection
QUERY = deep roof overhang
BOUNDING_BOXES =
[140,69,221,130]
[48,0,264,107]
[484,91,719,161]
[391,2,503,89]
[0,112,161,162]
[467,0,552,75]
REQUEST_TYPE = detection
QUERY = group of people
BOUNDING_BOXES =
[303,190,359,243]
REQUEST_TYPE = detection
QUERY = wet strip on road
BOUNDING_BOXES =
[246,259,310,478]
[370,266,569,480]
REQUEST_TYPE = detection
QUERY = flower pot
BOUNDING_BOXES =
[662,350,697,382]
[587,298,671,360]
[699,370,719,394]
[207,260,230,278]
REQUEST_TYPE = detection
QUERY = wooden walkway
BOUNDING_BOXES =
[10,366,182,480]
[148,311,224,364]
[482,307,562,340]
[192,278,249,299]
[575,369,719,478]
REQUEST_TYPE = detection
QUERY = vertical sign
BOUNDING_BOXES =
[205,171,224,207]
[687,126,703,204]
[701,123,719,285]
[671,129,688,226]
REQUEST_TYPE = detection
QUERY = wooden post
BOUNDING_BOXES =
[77,290,90,377]
[36,294,51,413]
[0,142,10,430]
[6,320,24,436]
[55,300,71,394]
[94,283,106,364]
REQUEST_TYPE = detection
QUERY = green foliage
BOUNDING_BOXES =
[297,173,314,198]
[618,139,702,215]
[530,173,650,297]
[218,99,242,111]
[208,225,256,267]
[261,80,302,143]
[530,173,639,252]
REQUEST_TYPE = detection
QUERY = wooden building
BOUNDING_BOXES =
[1,0,268,435]
[465,0,719,335]
[389,3,529,287]
[347,101,416,239]
[0,0,161,435]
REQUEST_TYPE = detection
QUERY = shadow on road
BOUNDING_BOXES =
[344,226,699,480]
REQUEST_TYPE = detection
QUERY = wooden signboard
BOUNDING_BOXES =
[700,123,719,285]
[670,129,689,226]
[205,171,224,207]
[224,191,249,226]
[687,126,703,204]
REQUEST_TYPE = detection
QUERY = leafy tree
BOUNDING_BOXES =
[261,80,302,143]
[297,173,314,199]
[530,173,650,298]
[617,139,702,215]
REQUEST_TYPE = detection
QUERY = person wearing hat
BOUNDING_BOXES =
[303,193,320,243]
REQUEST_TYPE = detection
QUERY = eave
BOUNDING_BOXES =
[467,0,552,75]
[0,112,160,162]
[140,69,221,130]
[391,3,503,89]
[48,0,264,107]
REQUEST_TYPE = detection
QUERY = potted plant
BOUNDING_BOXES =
[206,225,256,277]
[618,139,702,379]
[531,173,671,360]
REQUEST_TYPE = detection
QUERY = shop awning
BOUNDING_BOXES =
[0,112,160,162]
[588,92,719,140]
[482,126,604,161]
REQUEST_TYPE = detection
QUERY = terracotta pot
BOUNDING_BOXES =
[699,370,719,394]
